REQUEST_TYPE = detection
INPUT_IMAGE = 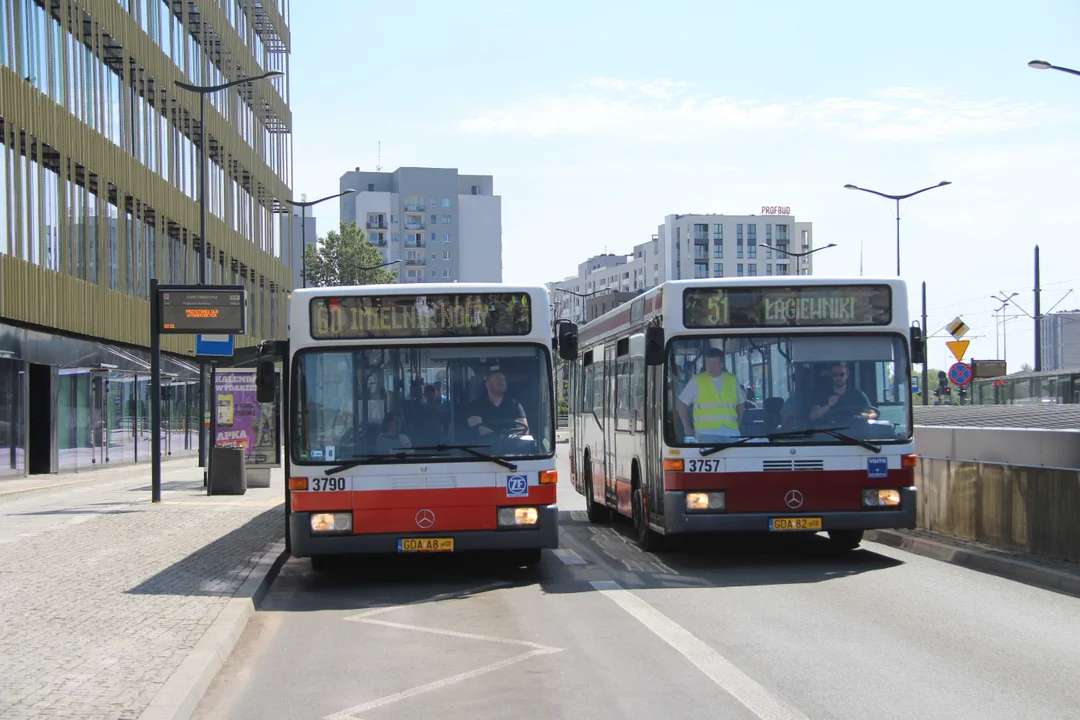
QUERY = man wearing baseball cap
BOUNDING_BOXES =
[676,347,743,443]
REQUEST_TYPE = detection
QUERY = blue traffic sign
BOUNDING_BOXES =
[948,362,972,386]
[910,376,920,394]
[196,334,234,357]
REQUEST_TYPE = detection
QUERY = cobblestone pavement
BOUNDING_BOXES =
[0,469,284,719]
[887,528,1080,577]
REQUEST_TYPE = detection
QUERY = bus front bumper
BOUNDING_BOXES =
[662,488,917,534]
[289,504,559,558]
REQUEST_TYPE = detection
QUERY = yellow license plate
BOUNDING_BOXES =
[769,517,823,531]
[398,537,454,552]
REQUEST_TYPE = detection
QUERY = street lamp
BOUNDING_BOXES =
[843,181,951,276]
[359,259,401,272]
[173,70,281,470]
[1028,59,1080,77]
[284,189,356,287]
[762,242,837,275]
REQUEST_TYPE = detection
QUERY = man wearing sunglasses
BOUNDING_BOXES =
[809,362,878,423]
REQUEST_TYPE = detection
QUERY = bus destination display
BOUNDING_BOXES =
[683,285,892,328]
[310,292,532,339]
[159,288,247,334]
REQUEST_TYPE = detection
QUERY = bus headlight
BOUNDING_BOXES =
[310,513,352,533]
[685,492,726,512]
[498,507,539,526]
[862,489,902,508]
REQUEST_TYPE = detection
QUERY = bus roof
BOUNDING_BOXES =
[577,276,910,347]
[289,283,550,300]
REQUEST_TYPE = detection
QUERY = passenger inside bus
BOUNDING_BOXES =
[374,412,412,453]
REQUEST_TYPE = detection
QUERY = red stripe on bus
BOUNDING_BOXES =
[665,468,914,512]
[290,485,557,513]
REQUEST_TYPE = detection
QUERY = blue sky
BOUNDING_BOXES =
[288,0,1080,370]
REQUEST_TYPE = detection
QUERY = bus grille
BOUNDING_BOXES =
[762,459,825,472]
[391,477,458,490]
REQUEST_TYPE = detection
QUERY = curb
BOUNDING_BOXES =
[137,539,289,720]
[866,529,1080,598]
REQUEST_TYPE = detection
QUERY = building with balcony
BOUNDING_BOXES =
[548,211,816,323]
[339,167,502,284]
[0,1,294,477]
[658,212,815,280]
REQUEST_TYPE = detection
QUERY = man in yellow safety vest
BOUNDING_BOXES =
[676,347,743,442]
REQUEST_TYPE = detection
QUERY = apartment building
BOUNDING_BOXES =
[339,167,502,284]
[1040,311,1080,371]
[659,212,815,281]
[1,1,294,476]
[548,211,816,323]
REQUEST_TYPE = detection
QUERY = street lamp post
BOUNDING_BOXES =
[763,242,837,275]
[1028,59,1080,77]
[174,70,282,470]
[843,181,951,276]
[284,190,357,287]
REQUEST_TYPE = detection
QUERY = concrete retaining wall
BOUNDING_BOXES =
[915,426,1080,563]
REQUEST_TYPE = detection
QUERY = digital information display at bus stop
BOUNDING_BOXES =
[158,286,247,335]
[309,292,532,339]
[683,284,892,328]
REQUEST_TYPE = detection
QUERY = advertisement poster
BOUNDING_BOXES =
[212,368,281,468]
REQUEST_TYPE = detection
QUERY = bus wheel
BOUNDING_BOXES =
[633,487,664,553]
[585,462,609,524]
[827,529,864,551]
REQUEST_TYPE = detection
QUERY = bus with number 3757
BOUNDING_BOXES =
[565,277,924,552]
[255,284,578,571]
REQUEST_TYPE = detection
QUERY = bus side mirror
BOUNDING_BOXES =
[558,322,579,361]
[255,360,277,403]
[910,325,926,365]
[645,326,665,366]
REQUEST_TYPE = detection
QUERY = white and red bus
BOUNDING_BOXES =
[257,284,568,570]
[565,277,923,551]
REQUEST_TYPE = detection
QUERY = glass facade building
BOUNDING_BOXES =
[0,0,293,476]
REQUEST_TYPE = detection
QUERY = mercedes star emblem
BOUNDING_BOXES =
[784,490,804,509]
[415,509,436,529]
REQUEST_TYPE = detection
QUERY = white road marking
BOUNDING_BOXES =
[324,649,558,720]
[553,548,588,565]
[570,511,587,522]
[330,582,563,720]
[344,581,511,620]
[352,617,560,651]
[590,580,808,720]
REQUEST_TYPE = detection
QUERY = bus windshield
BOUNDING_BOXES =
[666,334,912,446]
[292,344,554,464]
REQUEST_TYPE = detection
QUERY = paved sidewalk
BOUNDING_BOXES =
[867,528,1080,597]
[0,462,285,719]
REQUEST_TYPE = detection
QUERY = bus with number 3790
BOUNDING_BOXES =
[255,284,576,571]
[565,276,924,552]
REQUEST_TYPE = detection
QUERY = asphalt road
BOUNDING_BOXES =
[194,448,1080,720]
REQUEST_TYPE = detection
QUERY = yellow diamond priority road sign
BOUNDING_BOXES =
[946,317,969,340]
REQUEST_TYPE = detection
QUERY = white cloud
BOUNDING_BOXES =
[459,79,1059,143]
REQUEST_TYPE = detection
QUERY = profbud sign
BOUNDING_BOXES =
[760,206,791,216]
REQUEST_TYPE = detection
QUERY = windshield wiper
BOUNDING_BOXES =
[407,444,519,471]
[324,451,446,475]
[765,427,882,454]
[699,436,767,457]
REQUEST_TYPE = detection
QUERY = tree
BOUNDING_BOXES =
[1020,362,1034,373]
[302,221,398,287]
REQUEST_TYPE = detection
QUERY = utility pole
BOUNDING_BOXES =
[920,280,928,405]
[1034,245,1042,371]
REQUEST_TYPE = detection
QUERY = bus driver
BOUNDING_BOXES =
[676,347,744,443]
